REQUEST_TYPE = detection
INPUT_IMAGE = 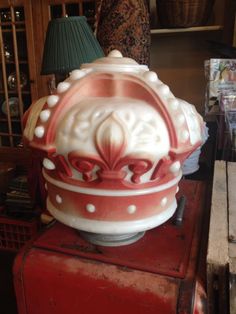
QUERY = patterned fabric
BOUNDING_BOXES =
[96,0,151,66]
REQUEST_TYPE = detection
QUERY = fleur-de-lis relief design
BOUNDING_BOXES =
[61,113,154,185]
[95,113,127,169]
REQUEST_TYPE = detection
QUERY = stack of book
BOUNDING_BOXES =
[5,175,36,219]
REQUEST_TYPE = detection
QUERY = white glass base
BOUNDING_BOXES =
[47,199,177,234]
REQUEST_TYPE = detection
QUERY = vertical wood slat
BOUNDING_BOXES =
[47,3,51,20]
[23,0,38,101]
[208,162,236,313]
[207,160,229,314]
[227,162,236,314]
[230,271,236,314]
[79,2,83,15]
[0,13,14,146]
[228,162,236,243]
[10,5,24,133]
[62,3,66,16]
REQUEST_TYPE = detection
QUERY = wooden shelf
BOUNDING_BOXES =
[0,90,30,95]
[1,28,26,33]
[0,132,21,137]
[151,25,223,35]
[3,61,28,64]
[0,117,21,122]
[0,21,25,26]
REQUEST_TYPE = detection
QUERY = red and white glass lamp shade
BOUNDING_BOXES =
[23,50,204,246]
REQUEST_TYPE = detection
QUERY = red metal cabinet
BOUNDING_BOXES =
[13,179,208,314]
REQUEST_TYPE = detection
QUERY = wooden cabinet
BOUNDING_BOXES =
[0,0,37,147]
[0,0,97,148]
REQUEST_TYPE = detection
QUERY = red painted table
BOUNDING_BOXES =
[13,179,209,314]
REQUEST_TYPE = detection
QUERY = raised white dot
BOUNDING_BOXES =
[47,95,59,108]
[180,130,190,142]
[158,84,170,96]
[168,99,179,110]
[34,126,45,138]
[176,114,185,126]
[82,68,92,74]
[169,161,181,173]
[161,197,168,207]
[86,204,96,213]
[40,109,51,122]
[143,71,158,82]
[108,50,123,58]
[57,82,70,93]
[56,195,62,204]
[127,205,137,214]
[70,69,86,80]
[43,158,56,170]
[176,186,179,194]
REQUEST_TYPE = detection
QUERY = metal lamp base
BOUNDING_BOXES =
[80,231,145,247]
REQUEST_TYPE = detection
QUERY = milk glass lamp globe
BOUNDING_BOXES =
[24,50,204,246]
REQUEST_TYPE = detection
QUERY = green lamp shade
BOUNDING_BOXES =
[41,16,104,75]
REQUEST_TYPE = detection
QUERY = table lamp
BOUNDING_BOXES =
[41,16,104,83]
